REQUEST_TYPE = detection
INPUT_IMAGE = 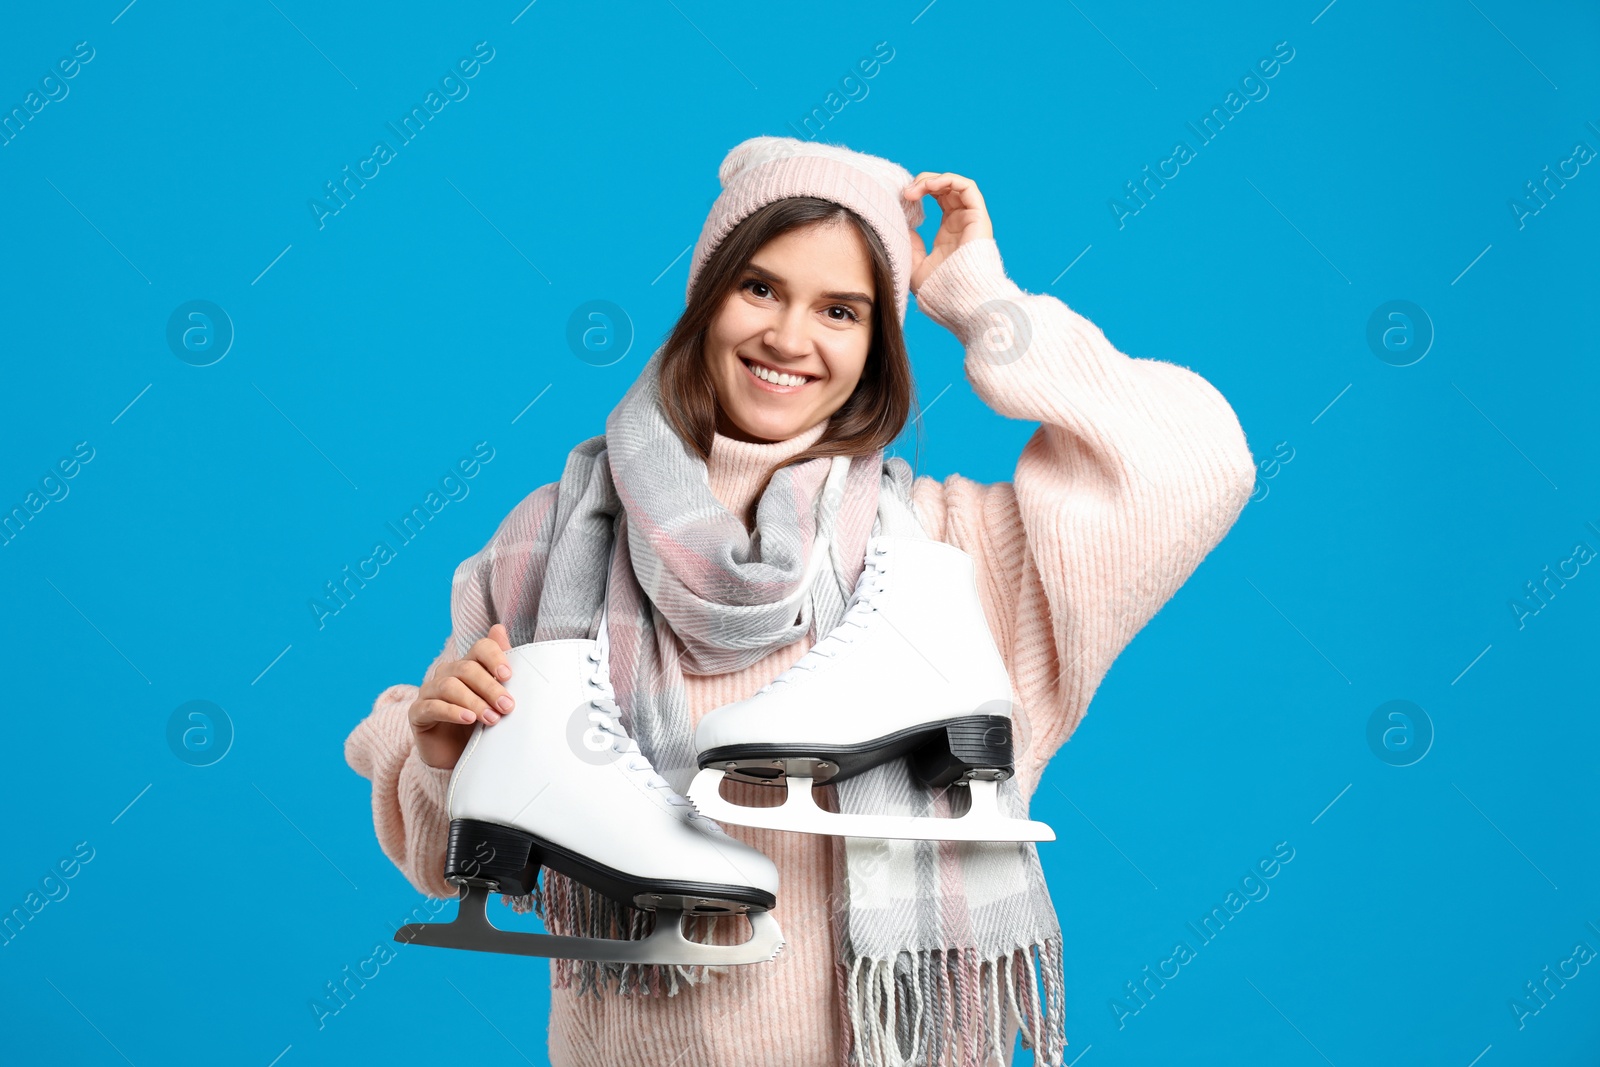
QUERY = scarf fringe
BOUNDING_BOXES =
[500,869,733,997]
[845,939,1067,1067]
[495,875,1069,1065]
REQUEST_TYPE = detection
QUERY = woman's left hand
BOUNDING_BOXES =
[904,171,994,294]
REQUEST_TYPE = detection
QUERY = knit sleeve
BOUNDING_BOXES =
[343,480,563,899]
[909,237,1256,797]
[343,648,459,900]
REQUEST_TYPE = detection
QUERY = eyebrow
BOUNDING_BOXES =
[743,263,874,309]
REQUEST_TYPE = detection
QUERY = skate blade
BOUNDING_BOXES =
[395,884,785,966]
[688,768,1056,843]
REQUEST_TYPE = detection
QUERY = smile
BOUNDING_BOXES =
[740,357,817,392]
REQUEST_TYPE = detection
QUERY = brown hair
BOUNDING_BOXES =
[657,197,923,496]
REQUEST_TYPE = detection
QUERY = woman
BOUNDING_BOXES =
[346,136,1257,1067]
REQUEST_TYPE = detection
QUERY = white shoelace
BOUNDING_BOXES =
[584,647,693,809]
[757,540,891,693]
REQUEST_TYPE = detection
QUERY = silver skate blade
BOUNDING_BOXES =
[688,768,1056,843]
[395,884,785,966]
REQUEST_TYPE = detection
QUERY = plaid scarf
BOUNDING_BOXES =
[449,348,1066,1065]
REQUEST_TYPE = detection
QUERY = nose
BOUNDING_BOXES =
[763,305,813,362]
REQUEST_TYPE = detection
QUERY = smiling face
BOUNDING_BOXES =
[705,219,877,444]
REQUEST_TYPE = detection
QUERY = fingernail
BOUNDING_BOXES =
[483,710,500,724]
[496,664,511,680]
[459,710,475,723]
[497,696,514,713]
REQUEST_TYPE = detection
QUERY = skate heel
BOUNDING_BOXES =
[444,819,540,896]
[909,715,1015,789]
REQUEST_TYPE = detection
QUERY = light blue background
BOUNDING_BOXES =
[2,1,1596,1064]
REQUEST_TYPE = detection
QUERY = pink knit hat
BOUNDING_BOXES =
[686,136,925,326]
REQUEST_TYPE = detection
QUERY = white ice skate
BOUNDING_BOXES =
[687,534,1056,843]
[396,618,785,966]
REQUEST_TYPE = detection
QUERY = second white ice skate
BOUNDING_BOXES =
[687,534,1056,843]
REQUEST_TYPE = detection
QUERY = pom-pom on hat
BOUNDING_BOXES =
[686,136,924,326]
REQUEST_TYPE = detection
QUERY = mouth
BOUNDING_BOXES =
[739,356,819,393]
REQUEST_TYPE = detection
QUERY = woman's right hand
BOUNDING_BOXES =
[410,623,515,770]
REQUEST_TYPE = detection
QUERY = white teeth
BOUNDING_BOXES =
[745,360,808,388]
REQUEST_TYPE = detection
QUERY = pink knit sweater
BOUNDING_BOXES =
[345,236,1257,1066]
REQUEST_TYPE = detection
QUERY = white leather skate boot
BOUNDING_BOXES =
[687,534,1055,842]
[396,619,784,965]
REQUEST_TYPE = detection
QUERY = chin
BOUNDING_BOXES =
[726,412,808,443]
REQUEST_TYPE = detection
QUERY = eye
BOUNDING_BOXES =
[827,305,861,324]
[740,278,773,299]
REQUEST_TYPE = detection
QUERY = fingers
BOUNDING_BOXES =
[904,171,994,252]
[411,694,480,730]
[417,675,494,726]
[904,173,987,226]
[471,656,517,708]
[904,171,980,202]
[907,170,959,188]
[416,658,514,726]
[457,660,515,720]
[473,631,513,684]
